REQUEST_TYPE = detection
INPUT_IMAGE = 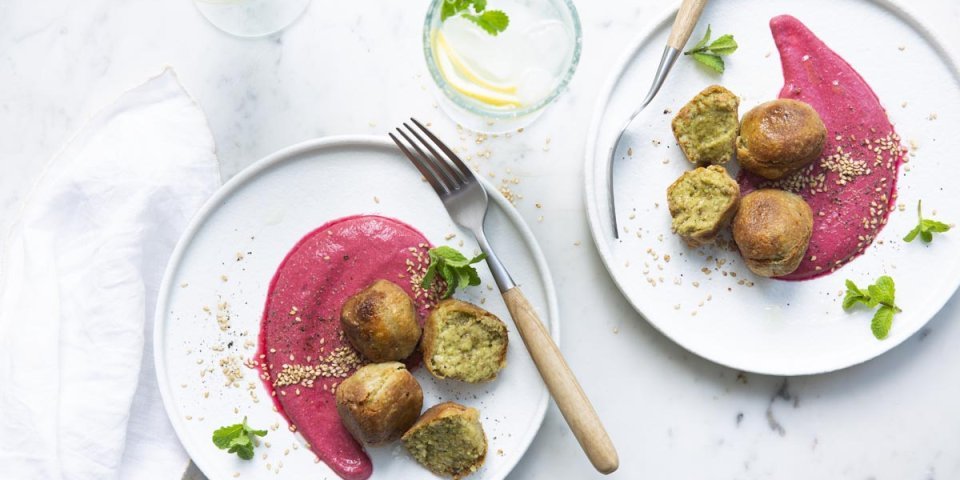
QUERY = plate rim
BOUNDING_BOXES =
[583,0,960,376]
[154,134,560,479]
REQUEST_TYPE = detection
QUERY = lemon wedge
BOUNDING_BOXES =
[432,30,522,108]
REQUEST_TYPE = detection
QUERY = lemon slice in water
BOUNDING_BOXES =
[432,30,522,108]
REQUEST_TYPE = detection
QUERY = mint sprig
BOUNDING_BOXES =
[843,276,902,340]
[683,25,738,73]
[441,0,509,36]
[421,246,486,299]
[212,417,267,460]
[904,200,950,243]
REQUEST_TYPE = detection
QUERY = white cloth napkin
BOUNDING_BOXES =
[0,68,220,479]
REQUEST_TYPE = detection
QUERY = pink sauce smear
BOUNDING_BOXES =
[739,15,908,280]
[255,215,433,480]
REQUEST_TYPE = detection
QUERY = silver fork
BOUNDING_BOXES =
[390,118,619,474]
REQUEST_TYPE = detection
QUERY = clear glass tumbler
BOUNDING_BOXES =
[194,0,312,38]
[423,0,582,133]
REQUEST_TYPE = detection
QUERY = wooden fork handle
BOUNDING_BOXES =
[666,0,709,51]
[502,287,619,474]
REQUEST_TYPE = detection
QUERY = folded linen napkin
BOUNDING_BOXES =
[0,68,220,479]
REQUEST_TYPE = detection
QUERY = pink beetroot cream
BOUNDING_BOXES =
[255,215,434,480]
[739,15,908,280]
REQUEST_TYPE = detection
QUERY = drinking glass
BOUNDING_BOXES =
[423,0,582,133]
[194,0,312,38]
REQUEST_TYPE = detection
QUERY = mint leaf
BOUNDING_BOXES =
[845,279,866,298]
[707,34,738,55]
[691,52,725,73]
[905,200,950,243]
[422,246,487,299]
[691,25,711,52]
[212,424,244,449]
[229,443,254,460]
[440,0,509,36]
[843,294,866,310]
[421,259,437,289]
[212,417,266,460]
[463,10,509,35]
[843,277,901,340]
[684,25,736,74]
[922,219,951,233]
[440,0,464,21]
[842,292,863,310]
[442,263,459,298]
[465,266,482,287]
[843,279,872,309]
[432,246,469,266]
[903,225,921,242]
[871,306,895,339]
[868,276,896,306]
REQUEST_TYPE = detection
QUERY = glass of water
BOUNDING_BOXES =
[194,0,312,38]
[423,0,582,133]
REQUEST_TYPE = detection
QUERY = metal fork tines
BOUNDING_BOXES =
[389,118,619,474]
[389,118,515,292]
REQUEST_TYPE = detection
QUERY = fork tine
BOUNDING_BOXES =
[389,131,449,196]
[402,122,464,189]
[410,118,474,181]
[396,128,456,193]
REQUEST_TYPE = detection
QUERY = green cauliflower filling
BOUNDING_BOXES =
[668,166,738,241]
[404,416,485,477]
[672,85,740,165]
[431,312,505,383]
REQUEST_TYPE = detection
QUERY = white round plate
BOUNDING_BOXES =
[585,0,960,375]
[155,136,558,479]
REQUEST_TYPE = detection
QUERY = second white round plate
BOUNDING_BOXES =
[585,0,960,375]
[155,136,558,479]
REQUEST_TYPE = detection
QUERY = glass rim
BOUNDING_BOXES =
[422,0,583,120]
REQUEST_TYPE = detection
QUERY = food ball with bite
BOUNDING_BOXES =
[666,165,740,247]
[736,99,827,179]
[341,279,421,362]
[402,402,487,479]
[422,299,508,383]
[671,85,740,165]
[336,362,424,445]
[732,189,814,277]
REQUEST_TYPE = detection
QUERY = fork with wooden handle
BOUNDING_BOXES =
[608,0,710,238]
[390,119,619,474]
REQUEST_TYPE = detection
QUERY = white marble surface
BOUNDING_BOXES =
[3,0,960,478]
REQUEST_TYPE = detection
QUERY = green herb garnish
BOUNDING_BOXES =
[212,417,267,460]
[843,276,902,340]
[421,246,487,299]
[903,200,950,243]
[683,25,738,73]
[441,0,510,36]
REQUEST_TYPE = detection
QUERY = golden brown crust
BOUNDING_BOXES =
[404,402,476,435]
[736,99,827,179]
[401,402,487,479]
[732,189,814,277]
[336,362,423,445]
[340,279,421,362]
[421,313,439,374]
[422,299,508,383]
